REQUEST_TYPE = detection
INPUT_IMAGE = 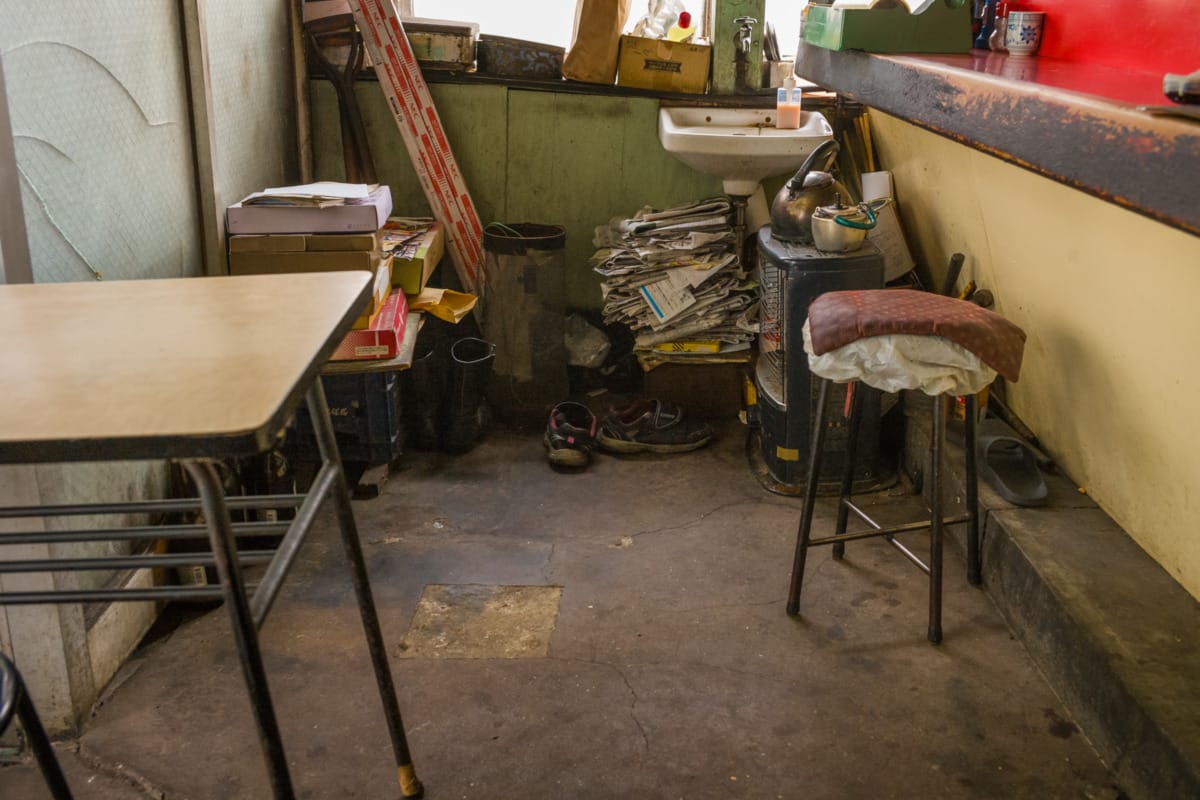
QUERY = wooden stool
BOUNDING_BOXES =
[785,289,1026,643]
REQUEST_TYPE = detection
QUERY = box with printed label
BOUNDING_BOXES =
[225,184,393,235]
[616,35,711,94]
[382,219,444,295]
[352,261,395,330]
[331,289,409,361]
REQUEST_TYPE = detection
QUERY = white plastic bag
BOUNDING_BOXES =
[802,319,997,396]
[632,0,686,38]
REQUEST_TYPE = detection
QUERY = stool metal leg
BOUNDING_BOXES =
[833,381,866,559]
[787,378,831,616]
[965,393,982,585]
[305,381,424,799]
[928,396,947,644]
[1,655,73,799]
[185,460,295,799]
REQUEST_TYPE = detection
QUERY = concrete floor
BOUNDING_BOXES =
[1,422,1123,799]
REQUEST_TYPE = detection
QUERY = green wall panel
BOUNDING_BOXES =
[311,80,508,288]
[505,90,722,309]
[310,82,722,307]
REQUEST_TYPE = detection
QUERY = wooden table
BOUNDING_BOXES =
[0,273,424,799]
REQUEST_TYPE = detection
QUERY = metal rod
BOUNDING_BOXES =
[185,460,295,799]
[0,551,275,574]
[809,518,932,547]
[787,377,831,616]
[0,585,230,605]
[843,499,883,530]
[807,513,971,548]
[887,536,931,574]
[928,395,947,644]
[305,381,424,798]
[0,521,290,545]
[965,392,982,585]
[1,656,73,799]
[0,494,305,519]
[833,381,865,558]
[251,462,339,628]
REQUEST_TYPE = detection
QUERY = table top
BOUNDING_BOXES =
[0,272,371,463]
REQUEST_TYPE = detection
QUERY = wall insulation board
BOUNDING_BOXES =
[0,1,202,283]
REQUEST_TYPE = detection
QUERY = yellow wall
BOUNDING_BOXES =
[870,111,1200,600]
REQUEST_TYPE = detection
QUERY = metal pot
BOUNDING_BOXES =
[768,139,848,244]
[810,196,887,253]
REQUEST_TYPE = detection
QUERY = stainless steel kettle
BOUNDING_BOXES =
[769,139,848,245]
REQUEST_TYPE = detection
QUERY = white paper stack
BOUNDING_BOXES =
[591,197,759,367]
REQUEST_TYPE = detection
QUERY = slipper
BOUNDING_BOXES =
[976,417,1048,507]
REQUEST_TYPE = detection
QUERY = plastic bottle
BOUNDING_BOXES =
[666,11,695,42]
[776,64,802,129]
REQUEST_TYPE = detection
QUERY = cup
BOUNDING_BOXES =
[1005,11,1044,57]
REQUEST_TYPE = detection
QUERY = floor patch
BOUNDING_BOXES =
[398,584,562,659]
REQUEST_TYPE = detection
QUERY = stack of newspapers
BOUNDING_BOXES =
[591,197,758,369]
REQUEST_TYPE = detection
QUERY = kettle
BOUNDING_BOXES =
[811,194,887,253]
[769,139,848,245]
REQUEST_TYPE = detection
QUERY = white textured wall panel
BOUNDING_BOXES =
[0,2,201,282]
[205,0,297,213]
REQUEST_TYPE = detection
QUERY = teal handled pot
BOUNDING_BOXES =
[810,196,889,253]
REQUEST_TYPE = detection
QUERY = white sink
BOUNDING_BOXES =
[658,107,834,197]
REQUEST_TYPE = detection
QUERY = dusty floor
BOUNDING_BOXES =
[1,422,1122,799]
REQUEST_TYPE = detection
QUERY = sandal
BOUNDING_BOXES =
[598,399,712,454]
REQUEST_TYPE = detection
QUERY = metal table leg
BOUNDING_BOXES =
[184,460,295,800]
[305,380,424,799]
[1,654,73,799]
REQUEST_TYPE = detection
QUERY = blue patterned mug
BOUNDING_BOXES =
[1005,11,1044,57]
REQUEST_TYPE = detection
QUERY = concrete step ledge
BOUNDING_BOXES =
[904,410,1200,799]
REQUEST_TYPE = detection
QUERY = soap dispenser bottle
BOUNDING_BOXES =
[776,63,801,129]
[667,11,695,42]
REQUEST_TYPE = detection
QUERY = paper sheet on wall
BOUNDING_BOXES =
[862,170,916,282]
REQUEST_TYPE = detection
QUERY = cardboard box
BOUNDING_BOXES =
[643,362,746,419]
[403,18,478,69]
[616,35,711,94]
[331,289,409,361]
[228,230,381,254]
[382,219,444,295]
[228,249,385,275]
[352,261,394,330]
[225,184,393,235]
[802,3,972,54]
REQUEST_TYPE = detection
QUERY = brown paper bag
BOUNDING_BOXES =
[562,0,632,84]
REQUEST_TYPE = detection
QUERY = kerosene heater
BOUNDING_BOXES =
[753,139,886,492]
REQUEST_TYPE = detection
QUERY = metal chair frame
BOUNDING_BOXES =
[787,378,981,643]
[0,653,73,799]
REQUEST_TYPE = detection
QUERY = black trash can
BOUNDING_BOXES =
[482,223,568,425]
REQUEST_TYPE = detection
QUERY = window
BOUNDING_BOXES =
[409,1,806,57]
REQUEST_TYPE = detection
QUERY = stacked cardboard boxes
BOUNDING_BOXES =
[226,187,445,362]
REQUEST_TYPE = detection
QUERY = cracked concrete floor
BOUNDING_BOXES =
[1,423,1122,799]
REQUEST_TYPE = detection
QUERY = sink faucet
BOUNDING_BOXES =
[733,16,757,94]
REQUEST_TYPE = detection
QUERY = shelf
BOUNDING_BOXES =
[793,42,1200,237]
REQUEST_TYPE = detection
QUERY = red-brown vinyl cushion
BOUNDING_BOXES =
[806,289,1027,382]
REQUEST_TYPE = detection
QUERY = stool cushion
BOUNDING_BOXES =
[806,289,1026,382]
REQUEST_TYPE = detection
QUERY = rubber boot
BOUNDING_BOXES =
[404,337,446,451]
[443,337,496,454]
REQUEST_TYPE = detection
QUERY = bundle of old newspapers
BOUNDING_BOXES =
[591,197,758,369]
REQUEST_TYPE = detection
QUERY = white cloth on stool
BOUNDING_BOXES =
[802,319,996,396]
